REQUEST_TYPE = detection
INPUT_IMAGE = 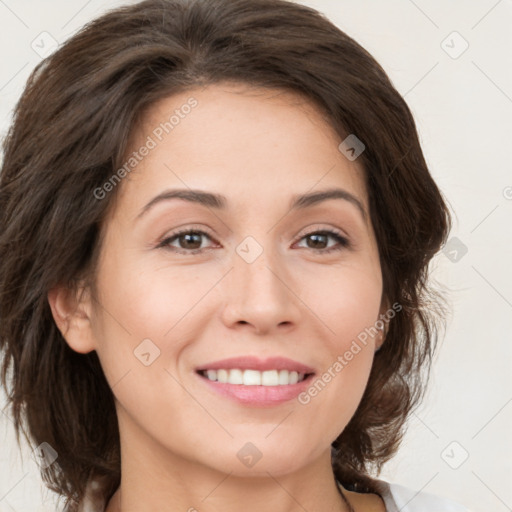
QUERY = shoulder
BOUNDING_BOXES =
[385,480,472,512]
[342,487,386,512]
[338,478,472,512]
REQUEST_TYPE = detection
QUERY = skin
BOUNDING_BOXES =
[48,82,387,512]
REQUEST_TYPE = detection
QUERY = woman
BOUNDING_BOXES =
[0,0,471,510]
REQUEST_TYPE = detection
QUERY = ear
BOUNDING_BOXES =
[47,281,96,354]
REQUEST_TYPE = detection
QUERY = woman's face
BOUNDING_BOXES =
[65,83,386,477]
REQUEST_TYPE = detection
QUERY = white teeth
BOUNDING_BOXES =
[262,370,279,386]
[228,368,243,384]
[217,369,228,383]
[201,369,308,385]
[278,369,289,385]
[243,370,261,385]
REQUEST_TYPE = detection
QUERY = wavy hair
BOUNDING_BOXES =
[0,0,452,508]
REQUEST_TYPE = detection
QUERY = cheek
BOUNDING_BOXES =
[98,250,200,329]
[95,234,231,400]
[90,262,195,428]
[289,262,381,421]
[300,262,383,347]
[299,264,381,395]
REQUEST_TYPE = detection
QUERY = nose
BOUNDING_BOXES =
[219,241,302,335]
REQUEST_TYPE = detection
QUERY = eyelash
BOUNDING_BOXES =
[156,227,351,255]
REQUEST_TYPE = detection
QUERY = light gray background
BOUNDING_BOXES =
[0,1,511,511]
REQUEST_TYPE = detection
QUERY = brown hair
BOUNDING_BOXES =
[0,0,452,508]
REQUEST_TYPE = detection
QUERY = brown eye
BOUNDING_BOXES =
[158,229,216,254]
[296,230,350,253]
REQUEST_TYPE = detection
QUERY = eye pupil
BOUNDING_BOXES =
[179,232,202,249]
[307,233,327,249]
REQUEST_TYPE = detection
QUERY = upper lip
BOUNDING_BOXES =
[196,356,315,374]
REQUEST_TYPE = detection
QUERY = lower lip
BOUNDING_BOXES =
[196,372,315,407]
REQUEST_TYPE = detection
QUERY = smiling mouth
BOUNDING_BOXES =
[197,368,314,386]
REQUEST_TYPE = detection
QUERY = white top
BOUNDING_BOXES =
[345,478,472,512]
[77,477,472,511]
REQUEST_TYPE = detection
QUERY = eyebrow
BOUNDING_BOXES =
[136,187,367,222]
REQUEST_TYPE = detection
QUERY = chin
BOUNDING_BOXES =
[209,440,316,477]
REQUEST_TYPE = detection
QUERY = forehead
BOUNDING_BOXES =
[116,82,368,219]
